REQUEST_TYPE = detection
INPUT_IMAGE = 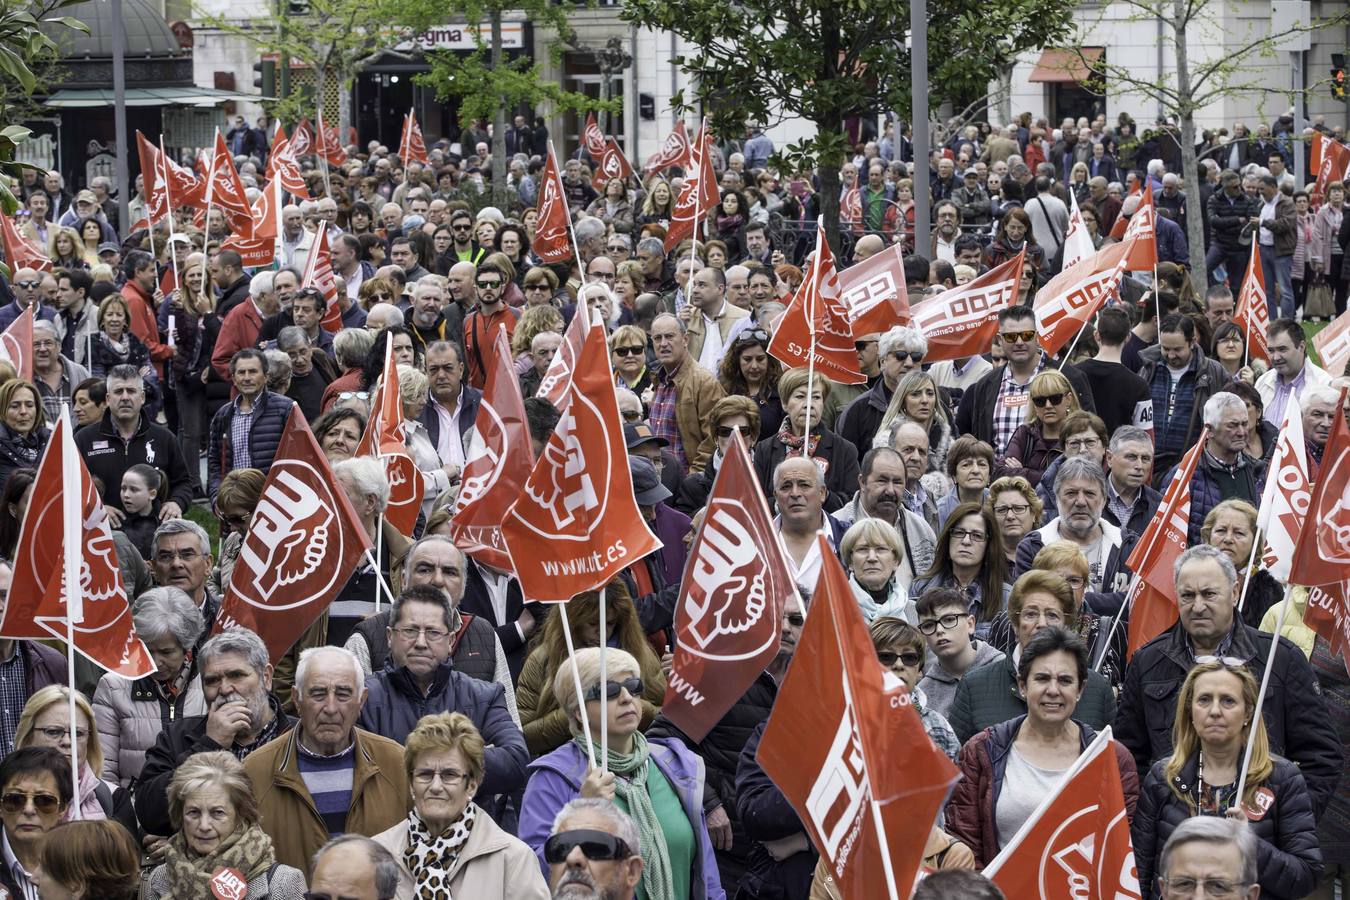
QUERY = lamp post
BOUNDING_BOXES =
[111,0,129,233]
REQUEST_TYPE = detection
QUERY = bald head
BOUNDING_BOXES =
[853,234,885,262]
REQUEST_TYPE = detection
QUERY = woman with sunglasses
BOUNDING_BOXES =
[717,327,783,441]
[947,625,1137,866]
[0,747,72,899]
[523,266,562,309]
[675,396,760,515]
[358,276,399,312]
[1132,660,1321,900]
[995,370,1080,487]
[521,646,725,900]
[908,502,1009,640]
[609,324,654,396]
[374,713,547,899]
[871,617,960,758]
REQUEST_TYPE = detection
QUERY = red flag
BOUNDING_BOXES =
[213,407,373,662]
[1033,238,1134,357]
[767,222,865,384]
[532,146,573,266]
[583,112,607,158]
[644,120,692,174]
[1313,138,1350,206]
[448,326,535,572]
[664,124,718,252]
[135,131,170,225]
[1291,390,1350,588]
[983,727,1139,899]
[909,250,1025,364]
[1257,395,1309,582]
[163,151,205,211]
[1124,428,1208,657]
[0,215,50,273]
[0,305,32,380]
[1233,239,1270,365]
[266,122,312,200]
[662,432,794,742]
[501,323,660,601]
[1314,308,1350,377]
[159,265,179,299]
[0,415,155,677]
[315,110,348,166]
[840,188,863,235]
[206,131,254,238]
[1304,582,1350,674]
[301,227,341,331]
[535,297,590,407]
[290,119,314,157]
[356,341,424,535]
[1115,185,1158,271]
[758,541,959,900]
[222,178,280,268]
[398,111,429,166]
[591,138,635,190]
[837,242,911,334]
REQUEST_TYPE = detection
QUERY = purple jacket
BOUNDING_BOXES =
[519,737,727,900]
[652,502,691,587]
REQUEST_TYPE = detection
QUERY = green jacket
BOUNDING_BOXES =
[947,651,1116,745]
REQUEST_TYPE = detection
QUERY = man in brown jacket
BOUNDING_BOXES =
[244,646,409,874]
[648,313,726,474]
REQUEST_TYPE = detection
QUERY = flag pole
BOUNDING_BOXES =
[598,584,608,774]
[1235,522,1265,614]
[59,404,82,819]
[364,545,395,611]
[159,137,181,296]
[205,130,217,249]
[1234,583,1292,808]
[802,218,823,458]
[558,603,597,769]
[1092,593,1127,672]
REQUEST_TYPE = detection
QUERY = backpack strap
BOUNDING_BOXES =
[94,781,114,816]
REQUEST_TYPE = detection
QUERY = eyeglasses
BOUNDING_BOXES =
[1,791,61,814]
[543,829,634,864]
[476,280,502,290]
[612,345,645,357]
[1195,655,1247,668]
[33,725,88,742]
[950,528,987,544]
[411,767,470,786]
[890,350,924,363]
[1160,877,1249,898]
[734,328,770,345]
[993,502,1030,517]
[620,409,642,422]
[1032,393,1066,407]
[1019,607,1064,625]
[155,548,204,564]
[583,676,643,703]
[877,650,922,668]
[785,611,805,627]
[854,340,878,352]
[918,613,967,635]
[607,244,629,252]
[338,391,371,401]
[1064,436,1101,452]
[999,330,1036,344]
[393,625,450,642]
[716,425,754,440]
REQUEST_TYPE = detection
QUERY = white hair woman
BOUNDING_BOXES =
[841,517,914,622]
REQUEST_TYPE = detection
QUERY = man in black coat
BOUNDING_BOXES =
[1114,545,1343,817]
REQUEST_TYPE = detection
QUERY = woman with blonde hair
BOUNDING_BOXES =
[511,304,564,373]
[841,517,915,621]
[1201,498,1281,627]
[987,475,1043,570]
[516,584,666,756]
[995,369,1079,486]
[639,177,675,227]
[615,259,645,310]
[48,226,93,269]
[1132,661,1322,899]
[874,370,955,484]
[609,324,653,395]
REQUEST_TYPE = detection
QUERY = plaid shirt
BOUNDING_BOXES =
[229,398,259,469]
[0,646,25,757]
[650,362,685,469]
[993,355,1046,456]
[1151,362,1198,460]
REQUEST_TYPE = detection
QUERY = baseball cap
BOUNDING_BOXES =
[623,422,668,450]
[963,167,980,178]
[629,457,671,506]
[76,189,97,204]
[96,242,120,256]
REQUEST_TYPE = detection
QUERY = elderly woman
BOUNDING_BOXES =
[15,686,135,830]
[1132,661,1322,900]
[89,295,156,390]
[938,435,993,530]
[520,646,726,900]
[374,713,547,899]
[987,475,1043,571]
[947,626,1137,866]
[522,266,562,309]
[208,468,265,599]
[995,370,1080,486]
[93,587,207,789]
[33,819,141,900]
[1203,498,1281,628]
[610,324,653,395]
[331,456,413,646]
[717,327,784,441]
[1225,380,1276,464]
[843,517,916,622]
[517,584,666,756]
[909,502,1009,639]
[752,367,860,513]
[142,751,307,899]
[674,395,760,515]
[398,364,456,521]
[0,747,71,899]
[946,571,1118,745]
[871,617,959,760]
[0,379,49,496]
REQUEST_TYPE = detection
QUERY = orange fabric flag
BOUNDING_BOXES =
[1116,184,1158,271]
[301,227,342,333]
[221,178,280,268]
[1291,389,1350,588]
[532,146,573,266]
[837,242,911,334]
[266,122,311,200]
[356,341,423,535]
[583,112,607,158]
[398,111,429,166]
[0,306,32,381]
[1033,238,1134,357]
[206,131,254,238]
[910,250,1025,364]
[664,123,718,253]
[591,137,635,190]
[0,213,51,273]
[767,222,865,384]
[644,120,692,174]
[315,110,348,166]
[135,131,170,225]
[1233,239,1270,365]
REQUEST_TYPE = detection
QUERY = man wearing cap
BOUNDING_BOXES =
[0,268,57,333]
[952,168,992,231]
[58,190,114,243]
[624,420,683,508]
[96,241,121,271]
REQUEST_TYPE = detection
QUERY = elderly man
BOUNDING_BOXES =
[279,204,314,269]
[888,421,942,532]
[259,285,335,356]
[365,302,405,332]
[522,331,560,398]
[206,349,296,498]
[1168,391,1265,545]
[0,559,65,756]
[246,646,408,873]
[835,446,937,582]
[683,266,750,372]
[1115,544,1343,816]
[279,326,337,422]
[1101,425,1161,537]
[419,340,479,473]
[1153,818,1258,900]
[31,319,88,422]
[772,456,845,591]
[212,270,280,379]
[408,279,455,353]
[310,835,401,900]
[136,627,294,837]
[151,519,219,641]
[546,799,645,900]
[74,365,193,524]
[1302,384,1339,474]
[724,264,752,312]
[837,326,927,451]
[649,313,725,474]
[358,584,528,798]
[1014,456,1138,604]
[1257,318,1331,427]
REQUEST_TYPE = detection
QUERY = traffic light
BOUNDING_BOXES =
[253,59,276,96]
[1333,53,1346,99]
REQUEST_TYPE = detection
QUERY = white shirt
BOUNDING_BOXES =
[698,303,727,372]
[343,263,366,303]
[476,561,525,642]
[431,390,467,470]
[774,511,834,593]
[3,827,38,900]
[1260,197,1277,247]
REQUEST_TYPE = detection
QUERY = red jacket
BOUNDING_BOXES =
[211,299,263,380]
[120,281,172,377]
[463,305,519,389]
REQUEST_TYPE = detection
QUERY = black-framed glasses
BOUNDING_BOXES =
[1032,393,1065,407]
[33,725,88,741]
[999,330,1036,344]
[917,613,967,635]
[716,424,754,440]
[476,280,502,290]
[993,502,1030,517]
[890,350,924,363]
[785,611,805,627]
[451,223,472,230]
[584,676,643,703]
[612,345,645,357]
[950,528,987,544]
[877,650,921,668]
[544,829,634,864]
[1,791,60,814]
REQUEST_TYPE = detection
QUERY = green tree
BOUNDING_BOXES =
[622,0,1077,250]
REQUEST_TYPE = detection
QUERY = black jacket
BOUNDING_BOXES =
[1114,620,1343,818]
[74,410,195,512]
[418,385,482,453]
[834,377,893,456]
[1133,755,1322,900]
[462,560,544,682]
[954,357,1096,448]
[734,719,819,900]
[752,427,860,514]
[206,390,296,498]
[0,422,46,499]
[1207,188,1259,252]
[216,276,252,319]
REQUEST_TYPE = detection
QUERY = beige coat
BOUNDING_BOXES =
[373,811,550,900]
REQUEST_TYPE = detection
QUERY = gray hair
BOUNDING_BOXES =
[1158,816,1257,888]
[607,233,632,252]
[296,646,364,695]
[879,325,927,359]
[573,216,606,246]
[106,364,143,390]
[1054,454,1108,495]
[334,328,375,369]
[312,835,400,900]
[32,320,57,341]
[1302,385,1341,410]
[531,330,561,353]
[772,457,826,489]
[636,237,665,258]
[151,518,211,557]
[333,456,389,512]
[1174,543,1238,587]
[276,325,311,351]
[1108,425,1154,454]
[263,350,291,389]
[132,587,204,650]
[1202,391,1248,429]
[248,270,275,297]
[366,302,405,328]
[551,798,641,858]
[199,627,270,678]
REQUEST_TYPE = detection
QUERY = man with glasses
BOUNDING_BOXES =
[462,262,519,389]
[1114,544,1342,816]
[31,319,89,423]
[545,799,644,900]
[585,254,619,295]
[444,209,484,266]
[838,325,926,452]
[150,519,219,646]
[683,266,750,372]
[358,585,527,793]
[955,305,1096,456]
[1154,817,1258,900]
[0,268,56,333]
[913,587,1005,718]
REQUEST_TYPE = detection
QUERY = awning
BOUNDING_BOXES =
[44,86,268,108]
[1028,47,1104,83]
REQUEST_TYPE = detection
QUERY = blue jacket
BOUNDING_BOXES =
[1155,214,1189,266]
[520,738,726,900]
[358,662,527,797]
[206,390,295,499]
[1164,450,1266,546]
[0,298,55,333]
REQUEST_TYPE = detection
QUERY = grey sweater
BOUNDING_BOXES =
[917,639,1005,719]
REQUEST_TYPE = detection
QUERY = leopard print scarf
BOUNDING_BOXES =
[403,803,477,899]
[161,822,276,900]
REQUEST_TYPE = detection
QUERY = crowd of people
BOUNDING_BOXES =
[0,105,1346,899]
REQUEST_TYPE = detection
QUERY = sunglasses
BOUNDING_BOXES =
[476,280,502,290]
[1195,655,1247,668]
[621,409,642,422]
[12,281,39,290]
[999,330,1036,344]
[584,676,643,703]
[785,611,805,627]
[1,791,61,814]
[890,350,924,363]
[854,339,878,352]
[612,345,645,357]
[735,328,770,344]
[544,829,634,864]
[1032,393,1066,407]
[525,283,551,291]
[716,424,754,440]
[877,650,922,668]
